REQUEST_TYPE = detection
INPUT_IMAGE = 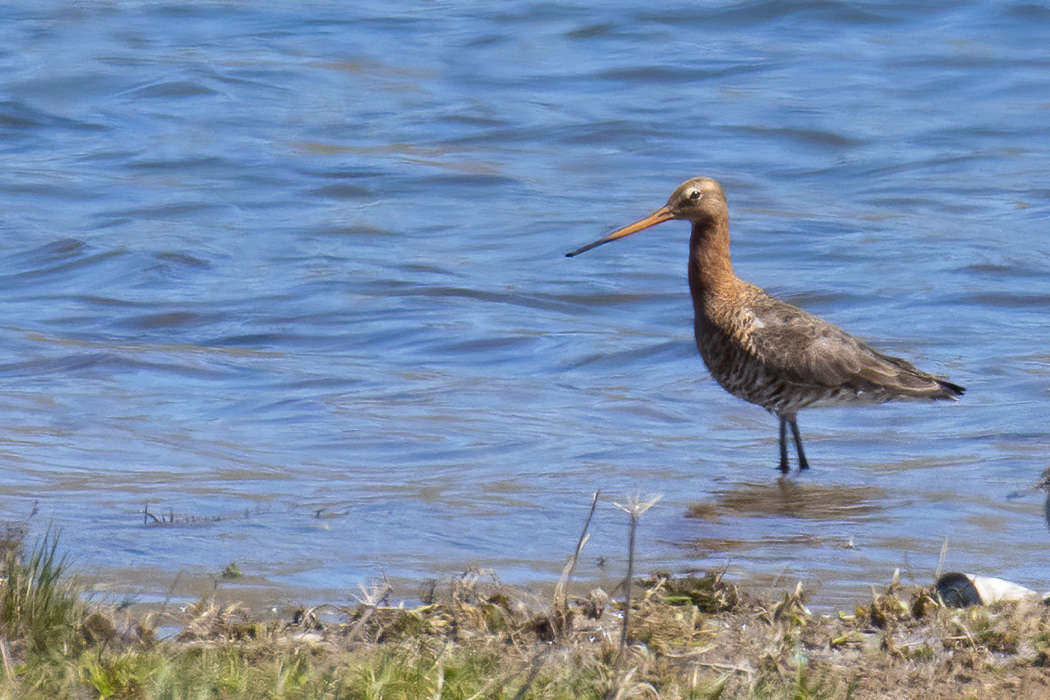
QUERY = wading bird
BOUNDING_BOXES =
[567,177,964,473]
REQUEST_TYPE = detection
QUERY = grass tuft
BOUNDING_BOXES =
[0,529,84,655]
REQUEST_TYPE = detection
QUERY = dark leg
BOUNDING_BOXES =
[777,416,789,474]
[789,418,809,470]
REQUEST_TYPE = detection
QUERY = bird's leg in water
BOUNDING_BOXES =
[778,417,790,474]
[789,418,809,470]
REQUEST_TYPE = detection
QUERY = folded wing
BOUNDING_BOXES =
[743,292,963,400]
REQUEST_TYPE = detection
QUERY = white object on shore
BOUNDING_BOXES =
[936,572,1046,608]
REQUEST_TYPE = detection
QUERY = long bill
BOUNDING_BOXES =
[565,205,675,257]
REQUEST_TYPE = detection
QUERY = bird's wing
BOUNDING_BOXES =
[742,293,932,392]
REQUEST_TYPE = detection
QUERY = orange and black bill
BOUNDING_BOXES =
[565,205,674,257]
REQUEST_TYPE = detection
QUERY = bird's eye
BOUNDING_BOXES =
[688,190,702,201]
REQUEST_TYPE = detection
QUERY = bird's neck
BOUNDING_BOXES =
[687,217,737,308]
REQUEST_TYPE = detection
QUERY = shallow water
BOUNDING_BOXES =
[0,1,1048,609]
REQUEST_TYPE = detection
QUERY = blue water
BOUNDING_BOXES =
[0,1,1048,608]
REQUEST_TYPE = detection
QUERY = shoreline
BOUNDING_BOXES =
[4,532,1050,699]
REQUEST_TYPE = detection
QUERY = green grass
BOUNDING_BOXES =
[8,642,613,700]
[0,530,84,655]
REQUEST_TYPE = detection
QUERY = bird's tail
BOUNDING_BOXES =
[870,350,964,401]
[934,378,965,399]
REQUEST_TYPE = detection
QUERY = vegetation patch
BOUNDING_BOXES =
[2,526,1050,698]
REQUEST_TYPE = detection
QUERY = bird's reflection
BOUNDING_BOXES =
[691,478,885,521]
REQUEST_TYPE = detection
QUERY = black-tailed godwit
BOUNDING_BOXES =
[567,177,964,473]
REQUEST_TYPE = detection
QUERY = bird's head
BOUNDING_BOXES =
[566,177,727,257]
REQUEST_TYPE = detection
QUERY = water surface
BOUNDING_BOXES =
[0,1,1048,609]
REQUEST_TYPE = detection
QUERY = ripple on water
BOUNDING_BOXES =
[0,1,1046,608]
